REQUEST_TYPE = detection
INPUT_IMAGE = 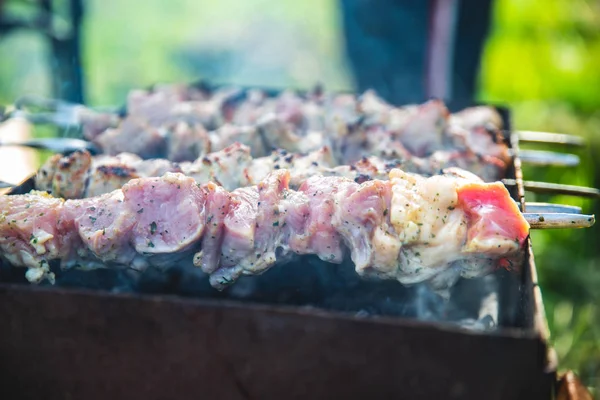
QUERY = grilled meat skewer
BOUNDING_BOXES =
[81,86,510,174]
[35,140,507,200]
[0,168,529,293]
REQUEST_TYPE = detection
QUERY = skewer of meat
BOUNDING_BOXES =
[0,168,531,293]
[33,145,595,229]
[35,144,337,199]
[117,83,505,143]
[35,139,507,200]
[82,86,510,172]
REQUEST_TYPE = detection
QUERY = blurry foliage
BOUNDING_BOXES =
[480,0,600,392]
[0,0,599,391]
[81,0,352,106]
[481,0,600,111]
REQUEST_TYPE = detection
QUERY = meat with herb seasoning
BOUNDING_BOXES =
[35,136,507,200]
[1,169,530,293]
[80,85,509,178]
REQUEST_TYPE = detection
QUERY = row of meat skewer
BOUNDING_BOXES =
[70,84,511,181]
[0,168,529,293]
[34,84,510,199]
[0,84,594,294]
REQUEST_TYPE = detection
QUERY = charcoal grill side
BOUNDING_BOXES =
[0,284,554,400]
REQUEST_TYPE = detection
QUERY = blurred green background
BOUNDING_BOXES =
[1,0,598,392]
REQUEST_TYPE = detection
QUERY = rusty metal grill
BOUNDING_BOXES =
[0,88,596,399]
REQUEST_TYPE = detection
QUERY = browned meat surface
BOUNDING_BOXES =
[35,150,92,199]
[36,150,183,199]
[35,144,345,198]
[86,165,140,198]
[179,142,254,189]
[35,131,509,200]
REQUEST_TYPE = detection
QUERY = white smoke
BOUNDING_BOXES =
[175,12,353,91]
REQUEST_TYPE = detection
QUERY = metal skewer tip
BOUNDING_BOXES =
[524,213,595,229]
[0,137,101,155]
[516,131,586,147]
[503,179,600,199]
[0,181,15,189]
[517,149,580,167]
[523,202,582,214]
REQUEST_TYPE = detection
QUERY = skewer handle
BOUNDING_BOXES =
[516,131,585,147]
[503,179,600,199]
[524,213,595,229]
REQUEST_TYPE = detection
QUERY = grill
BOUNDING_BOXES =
[0,89,596,399]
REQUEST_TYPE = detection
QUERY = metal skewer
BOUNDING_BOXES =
[516,131,585,147]
[524,213,595,229]
[517,149,580,167]
[0,180,16,189]
[522,202,582,214]
[0,137,101,155]
[0,181,591,229]
[503,179,600,199]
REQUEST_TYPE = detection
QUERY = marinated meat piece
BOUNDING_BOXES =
[256,114,326,155]
[227,89,269,126]
[273,90,307,128]
[0,191,77,282]
[394,99,448,157]
[131,158,183,178]
[273,146,338,186]
[289,176,351,264]
[86,165,140,198]
[163,121,211,162]
[35,154,60,194]
[35,150,91,199]
[333,179,398,276]
[450,106,503,131]
[123,173,206,255]
[388,169,471,281]
[212,186,259,287]
[209,124,266,157]
[126,87,188,126]
[169,100,223,130]
[87,155,183,198]
[228,171,293,279]
[457,181,530,254]
[62,173,206,272]
[180,142,254,190]
[62,190,138,267]
[194,183,231,274]
[96,118,166,159]
[78,108,120,141]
